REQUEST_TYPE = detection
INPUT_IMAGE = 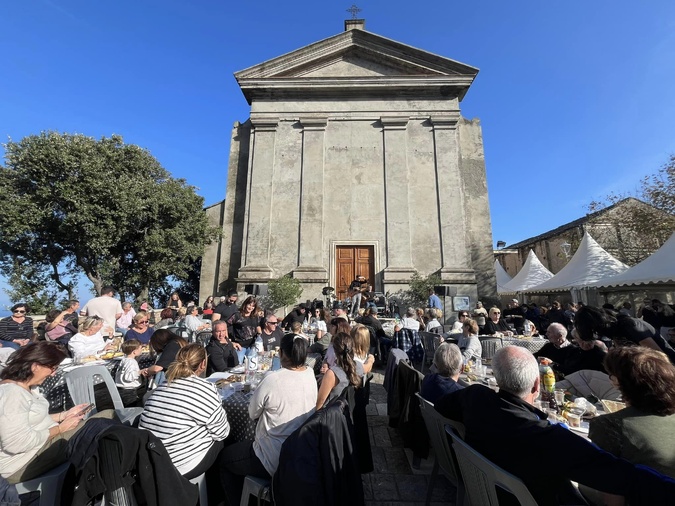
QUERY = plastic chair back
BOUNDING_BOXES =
[416,393,465,506]
[479,337,503,360]
[65,365,143,425]
[418,332,441,372]
[447,427,538,506]
[189,473,208,506]
[240,475,271,506]
[13,462,70,506]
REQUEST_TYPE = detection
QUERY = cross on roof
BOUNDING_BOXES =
[346,4,362,19]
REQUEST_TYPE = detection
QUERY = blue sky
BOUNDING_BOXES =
[1,0,674,306]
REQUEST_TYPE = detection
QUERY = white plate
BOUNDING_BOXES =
[229,365,245,374]
[206,372,233,382]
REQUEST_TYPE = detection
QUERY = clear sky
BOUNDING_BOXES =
[1,0,674,306]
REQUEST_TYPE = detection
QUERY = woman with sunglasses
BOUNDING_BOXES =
[0,303,34,350]
[0,342,100,483]
[124,311,155,345]
[483,307,514,337]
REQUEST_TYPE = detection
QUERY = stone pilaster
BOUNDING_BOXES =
[381,116,416,283]
[292,117,329,282]
[431,114,476,284]
[238,118,278,281]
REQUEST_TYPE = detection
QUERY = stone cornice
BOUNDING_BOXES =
[249,117,279,131]
[430,114,461,130]
[380,116,409,130]
[299,117,328,131]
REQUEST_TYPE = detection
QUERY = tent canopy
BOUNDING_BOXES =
[524,233,628,293]
[499,250,553,294]
[494,259,512,292]
[594,232,675,288]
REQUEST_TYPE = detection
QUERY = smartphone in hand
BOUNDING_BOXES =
[77,403,95,417]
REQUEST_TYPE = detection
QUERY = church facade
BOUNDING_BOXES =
[200,20,497,306]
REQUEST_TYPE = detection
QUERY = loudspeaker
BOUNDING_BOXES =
[434,285,456,297]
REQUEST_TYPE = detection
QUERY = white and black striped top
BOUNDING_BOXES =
[139,375,229,475]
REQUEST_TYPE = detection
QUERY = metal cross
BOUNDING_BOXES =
[346,4,362,19]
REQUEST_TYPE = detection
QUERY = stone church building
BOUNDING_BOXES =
[200,19,497,305]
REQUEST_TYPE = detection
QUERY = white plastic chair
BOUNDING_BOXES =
[189,473,208,506]
[13,462,70,506]
[479,337,503,360]
[447,426,538,506]
[416,393,466,506]
[240,475,271,506]
[65,365,143,425]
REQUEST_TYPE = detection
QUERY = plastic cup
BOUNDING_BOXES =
[567,410,582,428]
[554,389,565,406]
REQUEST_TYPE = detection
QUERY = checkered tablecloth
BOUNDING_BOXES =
[501,337,547,353]
[41,354,155,412]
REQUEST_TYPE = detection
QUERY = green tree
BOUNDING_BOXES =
[2,260,59,314]
[266,275,303,312]
[0,132,218,301]
[407,271,443,306]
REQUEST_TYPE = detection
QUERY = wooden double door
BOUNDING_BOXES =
[336,245,375,300]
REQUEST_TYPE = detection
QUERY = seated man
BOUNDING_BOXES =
[435,345,675,506]
[420,343,463,404]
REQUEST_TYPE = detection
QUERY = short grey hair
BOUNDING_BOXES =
[547,322,567,339]
[406,307,416,318]
[212,320,228,331]
[434,343,463,377]
[492,346,539,398]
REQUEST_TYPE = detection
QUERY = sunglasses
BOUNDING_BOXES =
[267,321,279,325]
[14,310,26,314]
[460,314,468,317]
[138,320,149,325]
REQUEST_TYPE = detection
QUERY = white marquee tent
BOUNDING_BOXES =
[499,250,554,294]
[494,259,512,292]
[524,233,629,293]
[594,232,675,288]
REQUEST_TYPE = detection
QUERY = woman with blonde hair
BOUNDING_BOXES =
[351,324,375,376]
[139,344,229,478]
[68,316,115,360]
[124,311,154,344]
[316,332,362,409]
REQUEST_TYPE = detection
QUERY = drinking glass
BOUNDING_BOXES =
[554,389,565,407]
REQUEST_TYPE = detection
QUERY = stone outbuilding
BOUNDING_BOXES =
[200,19,497,305]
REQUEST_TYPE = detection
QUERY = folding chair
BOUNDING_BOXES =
[447,426,538,506]
[65,365,143,425]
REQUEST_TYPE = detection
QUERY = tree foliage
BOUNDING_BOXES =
[587,155,675,264]
[266,275,303,311]
[0,132,218,303]
[407,271,442,307]
[2,260,60,314]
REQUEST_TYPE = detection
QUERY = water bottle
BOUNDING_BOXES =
[246,347,258,383]
[523,321,532,337]
[271,354,281,371]
[255,334,264,354]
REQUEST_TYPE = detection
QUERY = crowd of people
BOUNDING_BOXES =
[2,284,675,505]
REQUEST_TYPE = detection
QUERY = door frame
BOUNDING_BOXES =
[330,240,381,293]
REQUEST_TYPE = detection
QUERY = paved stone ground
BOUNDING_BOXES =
[363,369,456,506]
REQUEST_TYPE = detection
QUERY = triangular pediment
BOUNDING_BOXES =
[235,28,478,80]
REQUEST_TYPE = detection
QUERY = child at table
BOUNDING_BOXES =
[115,339,147,407]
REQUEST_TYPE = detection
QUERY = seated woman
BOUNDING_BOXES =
[143,329,188,385]
[68,316,115,360]
[351,325,375,376]
[425,308,443,334]
[44,309,78,346]
[0,342,101,483]
[588,346,675,479]
[124,311,154,344]
[154,308,175,329]
[316,332,361,409]
[0,303,34,350]
[139,344,229,479]
[115,302,136,337]
[206,321,240,374]
[456,318,482,362]
[184,306,211,335]
[219,333,317,506]
[420,343,464,404]
[483,307,514,337]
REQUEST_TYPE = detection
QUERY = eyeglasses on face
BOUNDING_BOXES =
[138,320,149,325]
[267,321,279,325]
[14,309,26,314]
[493,311,501,314]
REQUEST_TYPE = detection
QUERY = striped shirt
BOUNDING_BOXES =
[0,316,34,342]
[139,375,229,475]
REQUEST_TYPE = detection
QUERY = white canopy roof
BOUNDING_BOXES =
[494,259,512,292]
[524,233,629,293]
[594,232,675,288]
[499,250,554,293]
